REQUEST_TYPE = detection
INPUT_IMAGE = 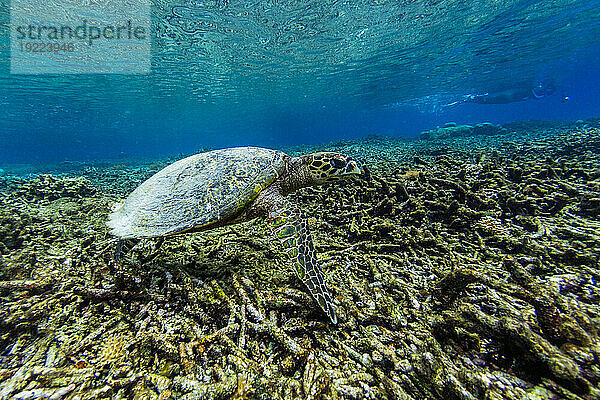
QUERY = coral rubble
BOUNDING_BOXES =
[1,122,599,399]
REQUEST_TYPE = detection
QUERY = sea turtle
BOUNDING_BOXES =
[107,146,361,323]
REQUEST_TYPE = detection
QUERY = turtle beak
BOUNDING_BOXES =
[344,158,361,176]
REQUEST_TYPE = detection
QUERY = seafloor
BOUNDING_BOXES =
[1,119,599,400]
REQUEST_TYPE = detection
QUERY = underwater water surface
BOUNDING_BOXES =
[1,0,600,162]
[2,1,600,400]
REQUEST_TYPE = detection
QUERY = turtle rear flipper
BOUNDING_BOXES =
[267,199,337,324]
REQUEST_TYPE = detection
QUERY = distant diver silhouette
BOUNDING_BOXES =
[444,81,556,107]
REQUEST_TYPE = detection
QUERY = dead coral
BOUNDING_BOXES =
[1,125,600,399]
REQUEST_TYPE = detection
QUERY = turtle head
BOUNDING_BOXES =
[304,152,361,185]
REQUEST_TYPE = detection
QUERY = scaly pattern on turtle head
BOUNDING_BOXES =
[303,152,361,184]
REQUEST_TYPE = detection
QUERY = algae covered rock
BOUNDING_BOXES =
[1,124,600,400]
[0,203,31,253]
[421,122,507,139]
[421,124,474,138]
[14,174,96,201]
[472,122,505,136]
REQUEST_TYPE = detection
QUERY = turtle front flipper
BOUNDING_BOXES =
[267,202,337,324]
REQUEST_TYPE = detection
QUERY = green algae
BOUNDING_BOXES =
[0,123,600,399]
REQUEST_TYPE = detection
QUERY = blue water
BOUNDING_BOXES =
[1,0,600,163]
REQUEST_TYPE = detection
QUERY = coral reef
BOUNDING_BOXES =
[1,122,599,399]
[420,122,507,139]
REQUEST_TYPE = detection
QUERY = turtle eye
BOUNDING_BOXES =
[330,158,345,169]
